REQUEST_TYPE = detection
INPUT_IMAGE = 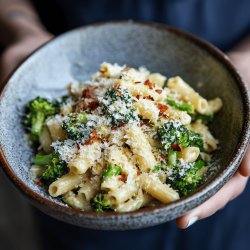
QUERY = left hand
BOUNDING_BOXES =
[176,50,250,229]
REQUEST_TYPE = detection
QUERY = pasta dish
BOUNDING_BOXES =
[24,63,222,212]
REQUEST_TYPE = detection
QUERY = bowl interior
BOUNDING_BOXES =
[0,22,246,226]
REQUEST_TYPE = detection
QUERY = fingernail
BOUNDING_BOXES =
[186,216,199,228]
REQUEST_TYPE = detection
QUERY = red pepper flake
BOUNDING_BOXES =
[155,89,162,94]
[114,82,120,89]
[87,101,99,110]
[140,119,153,127]
[119,174,127,182]
[171,144,181,151]
[119,122,127,128]
[135,95,140,100]
[157,103,168,114]
[82,89,91,98]
[162,113,170,119]
[134,81,141,84]
[83,131,102,145]
[143,96,154,101]
[116,90,122,96]
[137,170,141,176]
[91,130,97,136]
[144,80,154,89]
[111,126,118,131]
[160,155,166,160]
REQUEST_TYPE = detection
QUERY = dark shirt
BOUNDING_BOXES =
[33,0,250,51]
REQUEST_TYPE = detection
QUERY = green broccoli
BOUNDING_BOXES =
[33,153,68,184]
[102,163,122,181]
[33,153,54,165]
[152,164,161,173]
[169,159,207,197]
[24,97,59,142]
[157,121,204,151]
[166,98,195,114]
[167,149,178,166]
[62,112,90,141]
[101,87,138,127]
[192,113,214,122]
[92,194,113,212]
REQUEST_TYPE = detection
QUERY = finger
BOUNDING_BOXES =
[238,145,250,177]
[176,172,248,229]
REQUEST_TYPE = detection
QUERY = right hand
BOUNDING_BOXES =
[0,32,53,85]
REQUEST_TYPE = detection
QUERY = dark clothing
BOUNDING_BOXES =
[33,0,250,51]
[31,1,250,249]
[37,180,250,250]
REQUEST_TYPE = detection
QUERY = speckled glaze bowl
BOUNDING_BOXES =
[0,22,249,230]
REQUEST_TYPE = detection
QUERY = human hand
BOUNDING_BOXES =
[176,50,250,229]
[0,31,53,85]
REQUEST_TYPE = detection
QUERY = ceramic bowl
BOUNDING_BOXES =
[0,21,249,230]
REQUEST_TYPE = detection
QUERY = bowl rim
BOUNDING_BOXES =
[0,20,250,220]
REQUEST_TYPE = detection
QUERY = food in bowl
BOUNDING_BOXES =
[24,62,222,212]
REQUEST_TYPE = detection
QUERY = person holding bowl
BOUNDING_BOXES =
[0,0,249,249]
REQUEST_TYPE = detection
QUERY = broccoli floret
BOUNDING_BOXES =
[152,164,161,173]
[102,163,122,181]
[33,153,54,165]
[169,159,207,196]
[192,113,214,122]
[92,194,113,212]
[167,149,178,166]
[62,112,91,141]
[157,121,204,150]
[24,97,58,142]
[166,98,194,114]
[33,153,68,184]
[101,87,138,127]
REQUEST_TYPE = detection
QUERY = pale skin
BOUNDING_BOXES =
[0,0,249,229]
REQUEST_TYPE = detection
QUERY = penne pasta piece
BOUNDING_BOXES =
[100,62,125,78]
[147,73,167,87]
[118,79,163,101]
[190,120,218,152]
[109,184,138,204]
[63,191,91,210]
[68,142,103,174]
[140,173,179,203]
[166,106,192,125]
[134,99,159,122]
[39,125,53,153]
[49,173,82,197]
[208,97,223,113]
[115,189,144,212]
[179,147,200,163]
[46,116,67,141]
[167,77,209,114]
[125,126,157,172]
